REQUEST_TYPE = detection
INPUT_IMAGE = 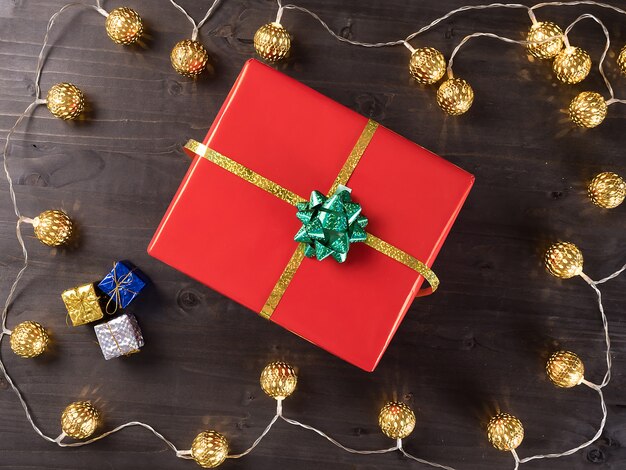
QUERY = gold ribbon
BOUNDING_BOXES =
[184,119,439,320]
[105,322,139,357]
[106,323,125,357]
[104,264,139,315]
[62,284,103,326]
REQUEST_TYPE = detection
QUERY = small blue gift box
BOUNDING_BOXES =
[98,261,146,313]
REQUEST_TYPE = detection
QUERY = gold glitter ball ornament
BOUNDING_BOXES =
[487,413,524,451]
[553,47,591,84]
[260,361,297,399]
[544,241,583,279]
[546,351,585,388]
[105,7,143,45]
[170,40,209,77]
[254,22,291,62]
[61,401,100,439]
[10,321,49,358]
[32,209,73,247]
[436,78,474,116]
[618,45,626,75]
[526,21,564,59]
[378,402,416,439]
[409,47,446,84]
[46,83,84,120]
[588,172,625,209]
[191,431,229,468]
[569,92,607,128]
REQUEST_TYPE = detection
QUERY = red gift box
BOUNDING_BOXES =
[148,59,473,371]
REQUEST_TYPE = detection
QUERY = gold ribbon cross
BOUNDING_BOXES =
[184,119,439,320]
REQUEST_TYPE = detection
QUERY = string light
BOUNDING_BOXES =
[9,321,49,358]
[408,47,447,84]
[546,351,585,388]
[619,45,626,74]
[29,210,74,247]
[1,2,625,470]
[268,2,626,124]
[254,22,292,62]
[170,40,210,77]
[569,91,608,128]
[436,78,475,115]
[526,21,564,58]
[46,83,85,120]
[487,413,524,451]
[190,431,229,468]
[259,361,298,399]
[60,402,101,439]
[104,7,144,45]
[168,0,221,76]
[552,46,592,83]
[544,241,584,279]
[378,402,416,439]
[588,172,625,208]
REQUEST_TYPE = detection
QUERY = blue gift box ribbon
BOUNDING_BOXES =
[98,261,146,313]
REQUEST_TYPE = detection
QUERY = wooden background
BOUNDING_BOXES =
[1,0,625,469]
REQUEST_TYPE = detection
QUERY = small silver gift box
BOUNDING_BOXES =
[94,313,144,360]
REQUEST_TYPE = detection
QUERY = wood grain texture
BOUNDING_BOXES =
[1,1,625,469]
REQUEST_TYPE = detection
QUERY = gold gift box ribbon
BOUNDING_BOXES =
[184,119,439,319]
[61,283,104,326]
[105,322,139,357]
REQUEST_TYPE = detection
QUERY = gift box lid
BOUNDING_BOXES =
[148,59,474,371]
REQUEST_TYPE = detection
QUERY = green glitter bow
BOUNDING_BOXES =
[294,187,368,262]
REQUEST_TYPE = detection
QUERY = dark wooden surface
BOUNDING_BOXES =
[1,1,625,469]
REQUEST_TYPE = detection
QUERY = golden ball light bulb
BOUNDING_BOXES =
[588,172,625,209]
[553,46,591,84]
[378,402,416,439]
[436,77,474,115]
[569,92,607,129]
[61,401,101,439]
[487,413,524,451]
[105,7,144,45]
[409,47,447,84]
[546,351,585,388]
[526,21,564,59]
[170,39,209,77]
[544,241,583,279]
[260,361,297,399]
[32,209,73,247]
[46,83,84,120]
[191,430,229,468]
[10,321,49,358]
[254,22,291,62]
[618,45,626,75]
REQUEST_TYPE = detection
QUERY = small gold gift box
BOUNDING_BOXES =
[61,283,104,326]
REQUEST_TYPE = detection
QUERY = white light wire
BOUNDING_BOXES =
[0,0,190,461]
[563,14,614,100]
[275,0,625,105]
[531,0,626,15]
[168,0,223,41]
[279,415,399,455]
[445,13,617,102]
[447,32,526,77]
[517,380,607,464]
[275,0,626,48]
[508,263,624,468]
[1,1,625,469]
[35,3,108,100]
[398,439,458,470]
[579,268,621,389]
